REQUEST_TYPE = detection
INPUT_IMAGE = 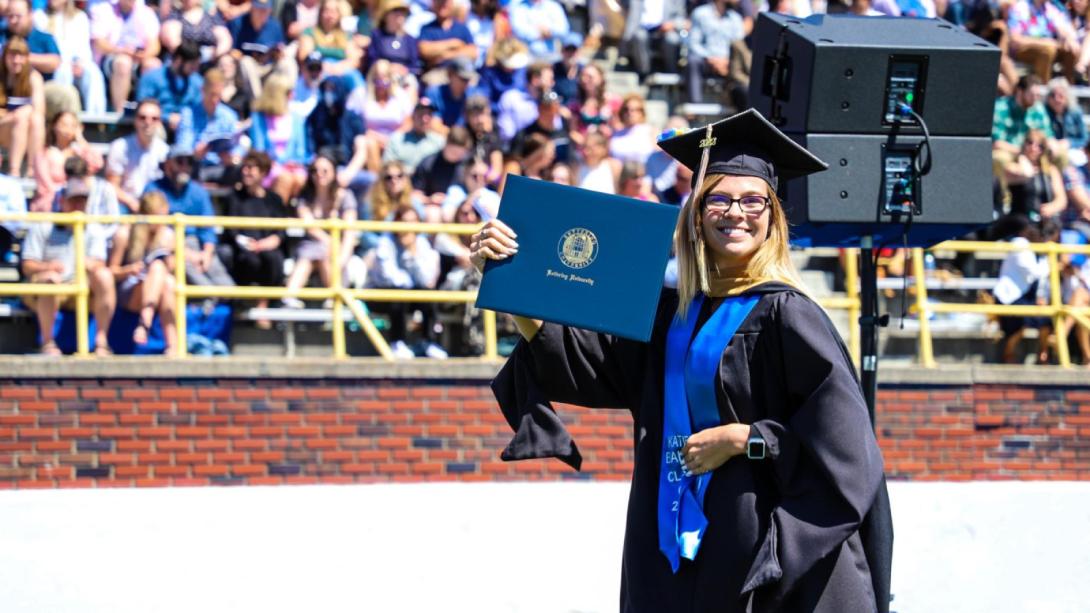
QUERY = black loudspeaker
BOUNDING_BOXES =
[780,133,994,247]
[748,13,1001,247]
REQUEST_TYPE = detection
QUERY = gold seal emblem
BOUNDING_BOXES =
[558,228,599,269]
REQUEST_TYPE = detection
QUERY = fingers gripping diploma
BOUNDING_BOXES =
[681,423,750,476]
[469,219,519,273]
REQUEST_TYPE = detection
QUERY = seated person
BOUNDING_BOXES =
[366,0,421,76]
[411,125,471,222]
[62,156,122,247]
[508,0,570,62]
[227,0,292,101]
[363,206,445,358]
[361,160,424,251]
[160,0,233,60]
[135,40,203,133]
[0,150,27,263]
[220,151,286,318]
[283,154,359,307]
[383,97,446,172]
[90,0,162,112]
[106,98,168,213]
[33,111,105,212]
[107,191,178,353]
[21,177,116,355]
[363,59,417,149]
[297,0,364,89]
[249,74,309,201]
[417,0,478,75]
[423,57,480,132]
[145,144,234,287]
[440,154,498,223]
[510,88,570,164]
[0,36,46,179]
[175,68,246,184]
[33,0,109,114]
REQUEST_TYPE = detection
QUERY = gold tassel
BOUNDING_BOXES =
[687,123,716,295]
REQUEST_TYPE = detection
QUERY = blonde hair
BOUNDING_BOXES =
[126,191,170,265]
[253,74,293,116]
[674,174,808,318]
[370,160,413,221]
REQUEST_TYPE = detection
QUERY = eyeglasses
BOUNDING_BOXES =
[137,114,161,122]
[384,173,404,181]
[703,194,771,216]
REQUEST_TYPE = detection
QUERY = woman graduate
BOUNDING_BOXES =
[470,109,891,613]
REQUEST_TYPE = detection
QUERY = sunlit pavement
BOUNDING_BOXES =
[0,481,1088,613]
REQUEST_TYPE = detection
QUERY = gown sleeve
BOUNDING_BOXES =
[491,319,650,471]
[742,292,884,602]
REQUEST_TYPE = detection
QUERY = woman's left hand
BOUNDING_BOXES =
[682,423,751,476]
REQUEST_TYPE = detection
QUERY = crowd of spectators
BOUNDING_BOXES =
[0,0,1086,363]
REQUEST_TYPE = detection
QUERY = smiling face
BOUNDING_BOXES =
[699,175,772,268]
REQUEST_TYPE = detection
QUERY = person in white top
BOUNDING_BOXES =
[576,132,619,194]
[993,216,1054,363]
[33,0,108,114]
[608,93,657,165]
[105,99,168,212]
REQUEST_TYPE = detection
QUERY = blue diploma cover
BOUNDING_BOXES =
[475,175,680,341]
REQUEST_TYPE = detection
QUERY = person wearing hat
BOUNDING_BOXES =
[470,109,892,612]
[365,0,422,76]
[144,143,235,288]
[509,88,570,163]
[423,56,480,132]
[496,60,554,141]
[21,169,117,356]
[383,96,446,172]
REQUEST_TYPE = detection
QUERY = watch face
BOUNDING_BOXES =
[747,438,766,460]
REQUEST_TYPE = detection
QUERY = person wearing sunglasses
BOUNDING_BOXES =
[472,109,891,613]
[106,98,169,214]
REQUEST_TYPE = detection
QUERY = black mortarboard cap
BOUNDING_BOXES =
[656,108,828,191]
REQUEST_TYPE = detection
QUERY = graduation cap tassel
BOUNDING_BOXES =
[688,124,716,294]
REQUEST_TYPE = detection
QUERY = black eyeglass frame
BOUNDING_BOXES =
[702,194,772,216]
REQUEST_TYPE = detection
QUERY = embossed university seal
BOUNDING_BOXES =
[558,228,599,269]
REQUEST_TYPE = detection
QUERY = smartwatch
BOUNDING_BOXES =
[746,430,767,460]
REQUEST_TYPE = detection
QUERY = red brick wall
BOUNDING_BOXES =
[878,387,1090,481]
[1,376,1088,488]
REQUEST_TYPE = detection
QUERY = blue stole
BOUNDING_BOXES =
[657,292,759,572]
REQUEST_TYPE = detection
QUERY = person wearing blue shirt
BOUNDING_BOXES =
[136,42,204,133]
[144,145,235,287]
[508,0,570,63]
[176,67,244,183]
[417,0,477,72]
[4,0,60,79]
[423,57,480,130]
[228,0,293,101]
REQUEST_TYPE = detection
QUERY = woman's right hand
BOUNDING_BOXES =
[469,219,518,274]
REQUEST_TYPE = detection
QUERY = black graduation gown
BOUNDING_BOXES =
[492,282,890,612]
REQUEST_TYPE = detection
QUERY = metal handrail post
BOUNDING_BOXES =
[330,221,346,359]
[844,248,860,367]
[173,215,188,358]
[911,248,936,368]
[72,212,89,357]
[1047,245,1071,367]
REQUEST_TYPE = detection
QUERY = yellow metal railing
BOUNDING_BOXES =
[904,240,1090,368]
[50,210,1090,370]
[0,211,859,362]
[0,212,488,360]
